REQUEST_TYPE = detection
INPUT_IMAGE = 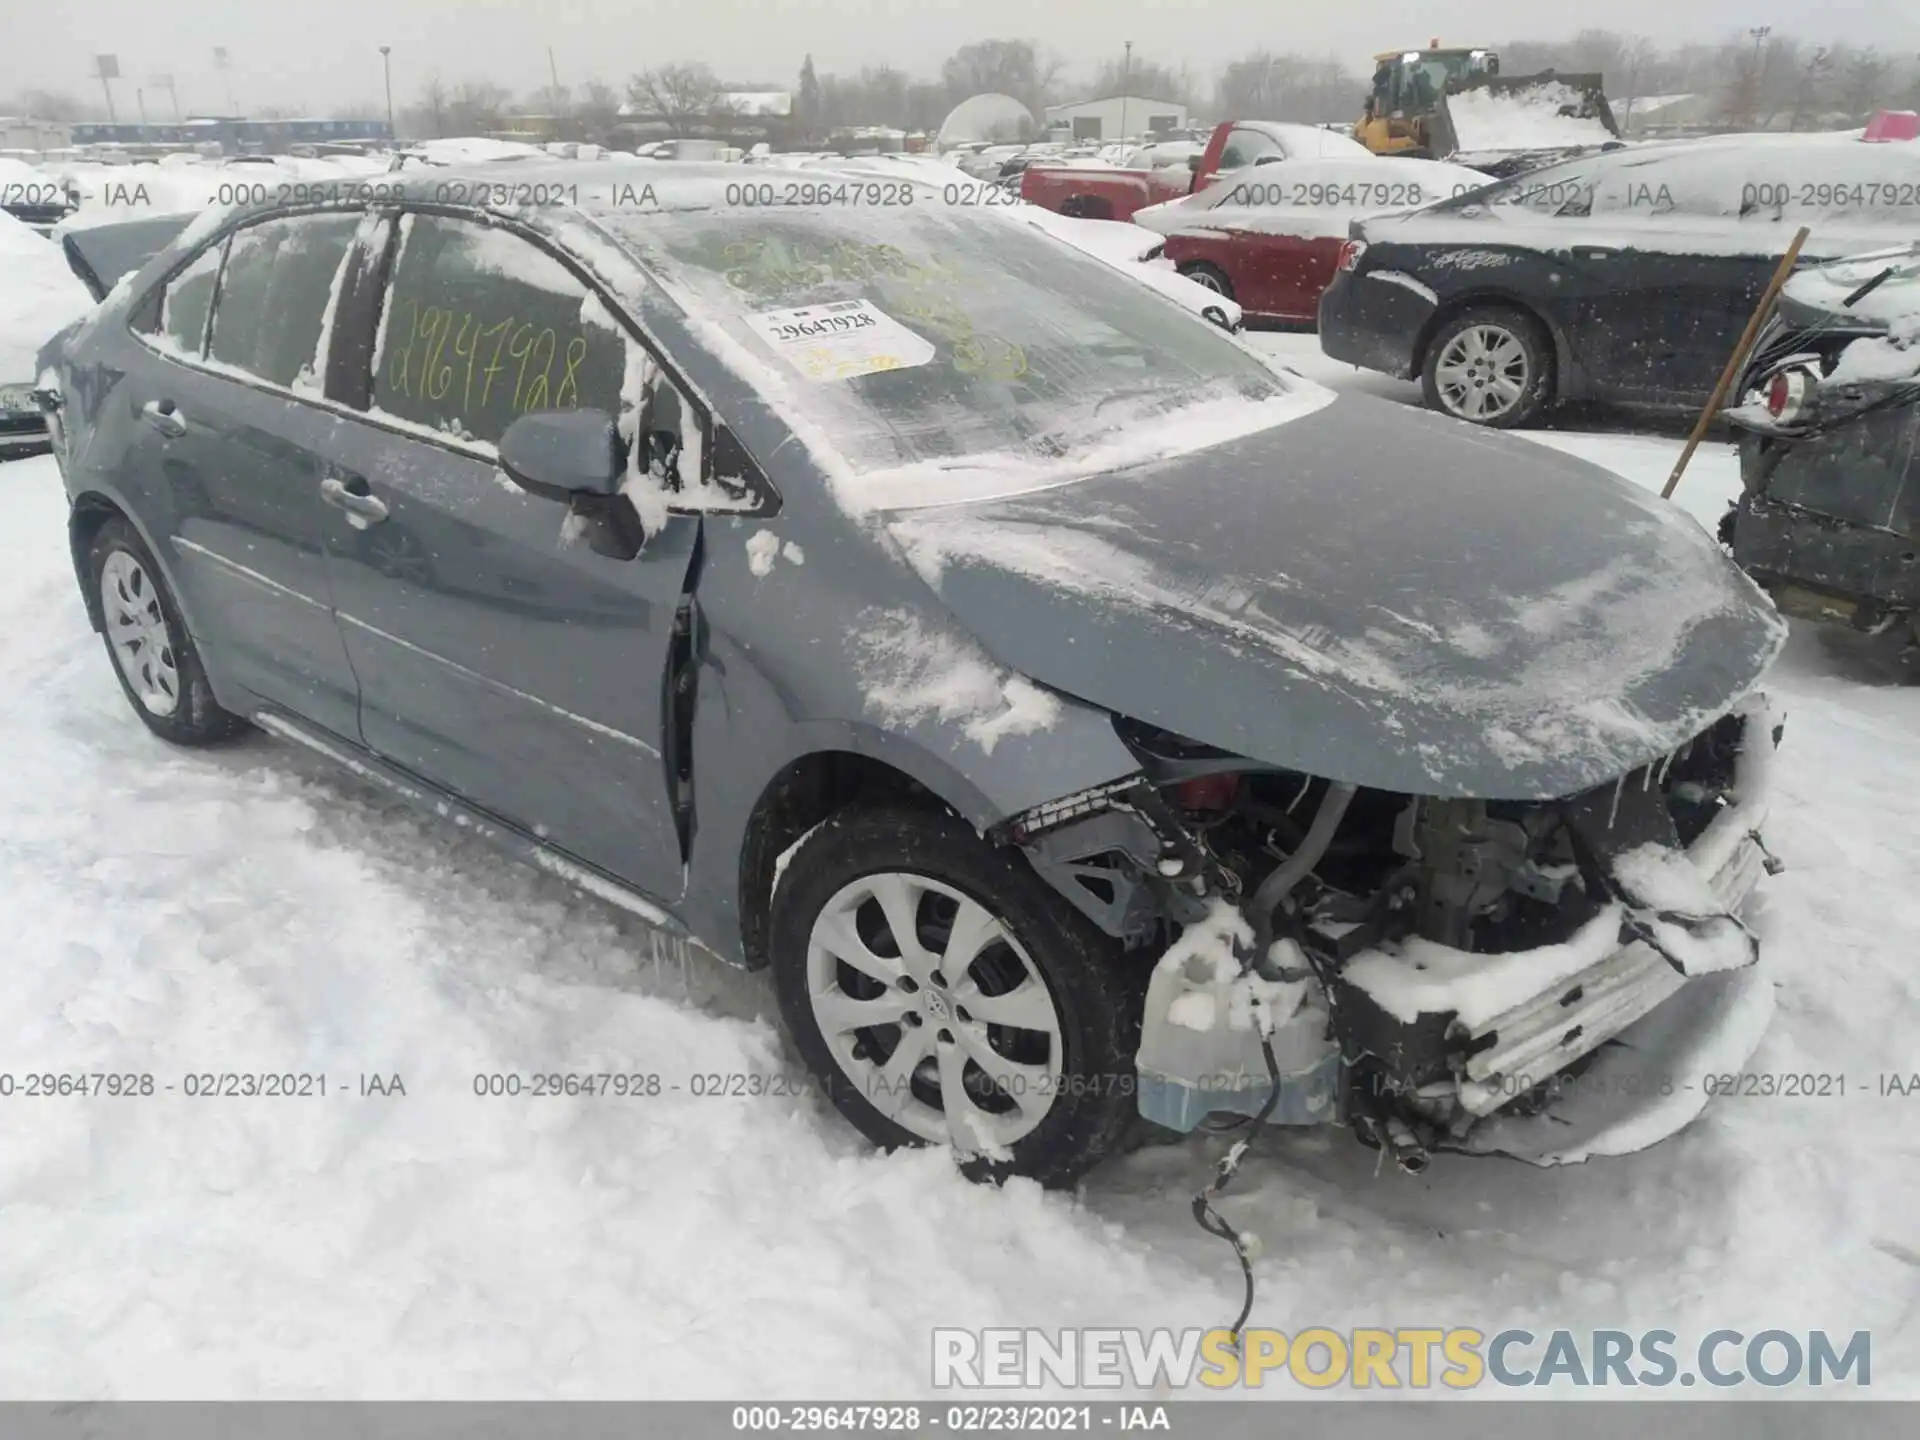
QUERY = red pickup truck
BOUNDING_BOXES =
[1019,120,1372,222]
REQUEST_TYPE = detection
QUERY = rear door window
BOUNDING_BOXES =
[368,213,627,448]
[207,214,363,390]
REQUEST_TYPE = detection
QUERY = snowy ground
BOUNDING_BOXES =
[3,339,1919,1398]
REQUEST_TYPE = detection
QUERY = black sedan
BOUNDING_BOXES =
[1722,243,1920,665]
[1319,134,1920,428]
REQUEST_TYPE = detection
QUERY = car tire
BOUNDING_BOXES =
[769,805,1139,1189]
[88,516,247,746]
[1177,261,1235,301]
[1422,306,1555,429]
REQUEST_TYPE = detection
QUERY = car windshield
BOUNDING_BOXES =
[604,206,1290,485]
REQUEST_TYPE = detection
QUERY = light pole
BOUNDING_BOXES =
[1119,40,1132,142]
[1748,26,1772,126]
[379,46,395,141]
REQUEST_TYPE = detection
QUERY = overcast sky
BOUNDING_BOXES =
[11,0,1915,114]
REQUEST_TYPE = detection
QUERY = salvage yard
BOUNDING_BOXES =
[3,329,1917,1396]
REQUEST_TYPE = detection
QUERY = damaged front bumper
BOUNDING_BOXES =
[1133,695,1782,1166]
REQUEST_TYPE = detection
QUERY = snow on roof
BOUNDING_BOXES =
[1045,93,1188,114]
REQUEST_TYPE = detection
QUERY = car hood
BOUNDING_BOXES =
[883,396,1786,800]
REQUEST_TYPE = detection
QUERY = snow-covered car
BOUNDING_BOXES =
[1013,207,1243,330]
[1723,243,1920,663]
[1321,132,1920,427]
[41,164,1786,1187]
[0,211,93,458]
[0,156,75,233]
[1132,157,1494,323]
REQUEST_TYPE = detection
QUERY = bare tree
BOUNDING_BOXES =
[1843,46,1892,119]
[940,39,1050,117]
[627,63,735,136]
[573,80,623,143]
[447,80,513,136]
[5,89,92,121]
[1213,52,1361,124]
[1084,58,1191,106]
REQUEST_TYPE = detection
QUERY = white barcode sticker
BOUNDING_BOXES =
[748,299,936,381]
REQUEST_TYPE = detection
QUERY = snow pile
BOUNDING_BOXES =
[855,609,1061,754]
[1153,902,1307,1036]
[1342,906,1624,1029]
[399,137,557,167]
[1612,843,1757,977]
[0,212,94,383]
[744,530,804,576]
[1445,82,1618,157]
[1831,312,1920,384]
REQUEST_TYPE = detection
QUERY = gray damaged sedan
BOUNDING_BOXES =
[38,165,1788,1187]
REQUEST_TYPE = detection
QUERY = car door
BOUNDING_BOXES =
[318,209,699,900]
[1562,151,1778,404]
[121,211,368,738]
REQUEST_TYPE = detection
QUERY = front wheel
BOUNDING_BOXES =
[1422,306,1555,428]
[1177,261,1234,301]
[769,807,1140,1189]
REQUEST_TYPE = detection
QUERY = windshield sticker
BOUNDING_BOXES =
[748,300,937,381]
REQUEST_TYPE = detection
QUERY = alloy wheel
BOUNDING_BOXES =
[1434,323,1531,422]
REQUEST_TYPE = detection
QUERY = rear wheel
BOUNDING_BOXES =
[88,516,245,745]
[1422,306,1555,428]
[769,807,1139,1189]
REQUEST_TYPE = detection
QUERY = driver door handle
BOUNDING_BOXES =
[139,399,187,438]
[319,475,390,527]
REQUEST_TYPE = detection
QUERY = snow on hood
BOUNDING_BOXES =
[1131,157,1496,240]
[1782,245,1920,328]
[882,397,1785,800]
[1445,81,1618,156]
[0,212,94,382]
[1831,313,1920,383]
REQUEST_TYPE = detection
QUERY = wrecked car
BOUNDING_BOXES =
[1723,244,1920,669]
[38,162,1786,1188]
[1319,132,1920,428]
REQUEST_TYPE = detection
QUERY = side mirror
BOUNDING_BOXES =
[498,408,647,561]
[498,408,623,502]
